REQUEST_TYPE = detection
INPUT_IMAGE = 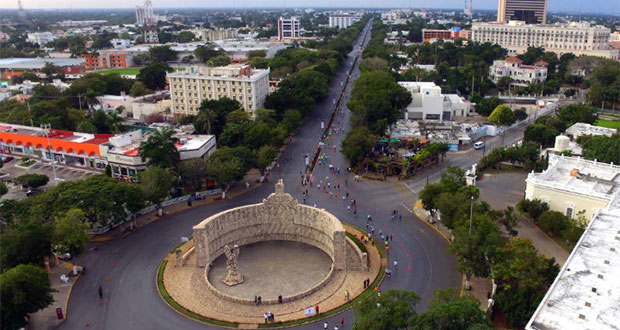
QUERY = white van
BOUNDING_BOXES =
[473,141,485,150]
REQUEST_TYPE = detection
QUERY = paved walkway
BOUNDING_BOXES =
[516,214,569,265]
[29,261,81,330]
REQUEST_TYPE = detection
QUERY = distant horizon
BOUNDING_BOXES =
[1,6,619,16]
[2,0,619,16]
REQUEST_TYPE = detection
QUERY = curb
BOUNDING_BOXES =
[55,270,82,327]
[412,201,467,297]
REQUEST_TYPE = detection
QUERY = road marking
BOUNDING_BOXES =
[402,182,416,194]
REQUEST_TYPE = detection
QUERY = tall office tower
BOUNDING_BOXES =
[136,0,158,43]
[277,17,302,40]
[497,0,547,24]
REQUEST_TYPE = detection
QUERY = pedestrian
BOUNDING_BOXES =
[98,285,103,299]
[363,280,367,288]
[345,290,350,301]
[324,322,328,330]
[340,317,344,326]
[386,245,390,255]
[390,234,393,241]
[394,260,398,269]
[315,305,320,315]
[399,214,402,221]
[334,326,339,330]
[264,313,268,324]
[366,278,370,287]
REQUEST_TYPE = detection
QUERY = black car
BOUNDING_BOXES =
[26,188,43,197]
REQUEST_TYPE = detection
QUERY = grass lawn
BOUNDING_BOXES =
[97,68,141,75]
[594,119,620,130]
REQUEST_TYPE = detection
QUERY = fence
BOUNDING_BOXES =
[88,188,223,235]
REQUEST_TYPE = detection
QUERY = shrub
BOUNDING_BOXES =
[517,199,549,220]
[537,210,568,235]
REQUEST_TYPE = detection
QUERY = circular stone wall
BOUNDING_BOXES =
[193,180,347,271]
[207,241,332,300]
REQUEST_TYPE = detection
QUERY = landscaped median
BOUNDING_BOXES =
[155,223,386,329]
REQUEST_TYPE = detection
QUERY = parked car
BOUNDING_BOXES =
[26,188,43,197]
[473,141,485,150]
[0,155,13,163]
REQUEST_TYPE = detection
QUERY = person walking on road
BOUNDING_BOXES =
[340,317,344,326]
[324,321,328,329]
[394,260,398,270]
[98,285,103,299]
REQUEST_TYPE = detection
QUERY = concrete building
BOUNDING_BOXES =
[168,64,270,119]
[329,14,359,29]
[489,56,548,86]
[497,0,548,24]
[27,32,55,46]
[102,129,216,181]
[525,177,620,330]
[472,21,619,60]
[422,27,469,43]
[81,51,133,70]
[192,28,239,41]
[278,17,302,40]
[398,81,473,121]
[525,154,620,220]
[96,91,171,121]
[0,57,86,80]
[0,123,112,171]
[111,39,131,48]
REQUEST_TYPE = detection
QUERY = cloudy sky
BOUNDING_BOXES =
[4,0,619,14]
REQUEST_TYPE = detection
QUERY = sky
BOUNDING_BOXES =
[4,0,619,14]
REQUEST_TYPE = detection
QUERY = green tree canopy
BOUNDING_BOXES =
[52,208,90,256]
[148,45,178,62]
[341,127,378,167]
[1,264,55,330]
[14,174,49,189]
[178,158,207,192]
[354,289,420,330]
[139,128,181,171]
[488,104,516,127]
[137,62,173,90]
[138,166,175,205]
[0,219,52,270]
[206,55,232,67]
[578,133,620,164]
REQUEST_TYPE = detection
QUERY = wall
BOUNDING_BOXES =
[525,182,609,220]
[193,181,347,271]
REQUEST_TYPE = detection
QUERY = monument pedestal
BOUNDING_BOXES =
[222,274,244,286]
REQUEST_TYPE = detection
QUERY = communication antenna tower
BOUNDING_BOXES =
[464,0,473,19]
[17,0,27,21]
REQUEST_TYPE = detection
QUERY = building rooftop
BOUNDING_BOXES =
[565,122,617,138]
[527,154,620,201]
[0,57,85,70]
[167,64,269,81]
[526,190,620,330]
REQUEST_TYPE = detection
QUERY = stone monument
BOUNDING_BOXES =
[222,245,244,286]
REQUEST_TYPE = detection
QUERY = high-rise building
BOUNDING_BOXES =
[277,17,302,40]
[472,21,619,60]
[167,64,270,119]
[329,14,359,29]
[497,0,547,24]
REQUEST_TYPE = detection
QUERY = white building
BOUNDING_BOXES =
[111,39,131,48]
[489,57,548,86]
[95,91,171,121]
[101,129,216,181]
[525,154,620,221]
[329,14,359,29]
[398,82,473,121]
[525,186,620,330]
[278,17,302,40]
[27,32,55,46]
[565,122,617,139]
[192,28,239,42]
[167,64,270,119]
[472,21,619,60]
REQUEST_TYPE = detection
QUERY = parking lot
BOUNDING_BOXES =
[1,160,97,200]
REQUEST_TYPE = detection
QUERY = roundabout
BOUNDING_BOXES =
[158,180,383,327]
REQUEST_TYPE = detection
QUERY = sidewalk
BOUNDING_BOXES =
[29,261,80,330]
[413,201,493,311]
[516,213,569,265]
[93,171,264,241]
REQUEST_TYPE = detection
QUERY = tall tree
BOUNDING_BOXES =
[0,264,55,330]
[354,289,420,330]
[488,104,516,146]
[52,208,91,256]
[139,128,180,171]
[204,158,244,199]
[137,62,173,90]
[148,45,178,62]
[178,158,207,192]
[0,220,52,270]
[138,166,175,206]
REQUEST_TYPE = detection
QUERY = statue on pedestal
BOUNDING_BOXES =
[222,245,244,286]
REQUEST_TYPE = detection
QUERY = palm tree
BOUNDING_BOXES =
[195,109,216,135]
[139,128,180,173]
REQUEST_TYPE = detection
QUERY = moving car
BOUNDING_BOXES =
[473,141,485,150]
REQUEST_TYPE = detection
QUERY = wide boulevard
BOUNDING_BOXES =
[60,20,470,329]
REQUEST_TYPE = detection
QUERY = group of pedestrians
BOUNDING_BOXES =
[323,316,345,329]
[263,312,275,323]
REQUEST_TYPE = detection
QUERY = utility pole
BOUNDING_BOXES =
[469,196,474,236]
[40,124,61,181]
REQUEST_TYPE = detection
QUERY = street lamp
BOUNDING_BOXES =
[40,124,61,181]
[468,196,474,236]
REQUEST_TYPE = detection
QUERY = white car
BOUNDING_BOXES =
[473,141,485,150]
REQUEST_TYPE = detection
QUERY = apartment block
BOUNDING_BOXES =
[278,17,302,40]
[168,64,270,119]
[489,56,548,86]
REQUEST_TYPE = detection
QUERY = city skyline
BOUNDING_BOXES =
[2,0,619,15]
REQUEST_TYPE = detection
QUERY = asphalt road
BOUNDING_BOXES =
[59,20,462,330]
